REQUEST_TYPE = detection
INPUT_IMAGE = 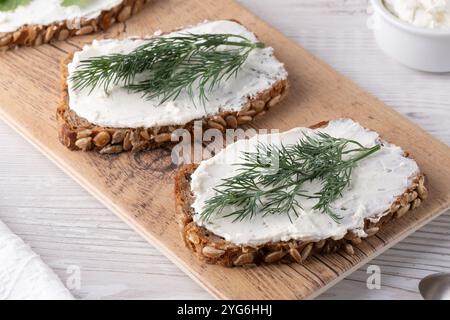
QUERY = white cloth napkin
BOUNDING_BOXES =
[0,220,73,300]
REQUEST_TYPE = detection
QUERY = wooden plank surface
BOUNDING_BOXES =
[0,0,450,299]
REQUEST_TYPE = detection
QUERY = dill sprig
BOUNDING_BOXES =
[0,0,31,11]
[70,33,265,105]
[201,133,381,223]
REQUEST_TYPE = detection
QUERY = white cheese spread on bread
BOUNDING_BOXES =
[190,119,419,245]
[66,20,288,128]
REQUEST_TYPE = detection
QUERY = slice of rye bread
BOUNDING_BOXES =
[174,121,428,267]
[0,0,148,51]
[57,23,289,154]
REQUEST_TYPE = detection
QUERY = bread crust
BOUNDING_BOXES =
[174,121,428,267]
[56,21,289,154]
[0,0,148,51]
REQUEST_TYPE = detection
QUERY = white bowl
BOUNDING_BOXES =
[370,0,450,73]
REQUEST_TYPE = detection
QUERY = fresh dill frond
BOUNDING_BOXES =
[0,0,31,11]
[70,33,265,105]
[201,133,381,223]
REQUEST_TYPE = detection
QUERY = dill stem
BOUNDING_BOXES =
[348,144,381,163]
[217,41,266,49]
[248,145,379,200]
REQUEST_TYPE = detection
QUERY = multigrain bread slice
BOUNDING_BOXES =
[57,63,288,154]
[0,0,148,51]
[174,120,428,267]
[57,20,289,154]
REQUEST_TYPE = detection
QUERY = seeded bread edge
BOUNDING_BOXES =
[0,0,148,51]
[56,21,289,154]
[174,121,428,267]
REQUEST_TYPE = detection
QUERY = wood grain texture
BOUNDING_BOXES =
[2,0,448,300]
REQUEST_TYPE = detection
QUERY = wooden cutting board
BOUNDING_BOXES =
[1,0,450,300]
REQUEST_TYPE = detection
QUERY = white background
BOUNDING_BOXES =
[0,0,449,299]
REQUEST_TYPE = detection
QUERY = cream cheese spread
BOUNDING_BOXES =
[66,20,288,128]
[0,0,123,33]
[384,0,450,29]
[190,119,419,246]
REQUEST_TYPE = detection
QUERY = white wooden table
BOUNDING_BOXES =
[1,0,449,300]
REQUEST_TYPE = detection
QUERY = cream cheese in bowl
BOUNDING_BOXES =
[370,0,450,72]
[384,0,450,29]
